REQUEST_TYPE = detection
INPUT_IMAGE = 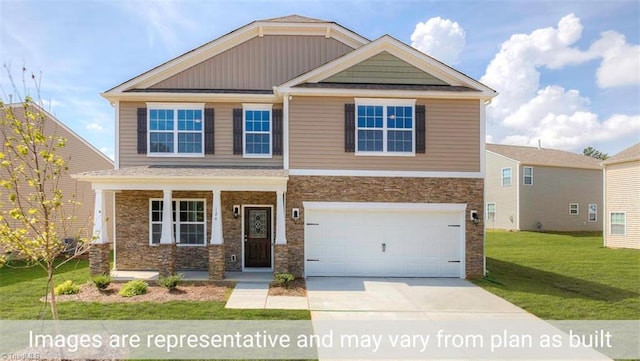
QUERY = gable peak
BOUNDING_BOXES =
[259,14,329,23]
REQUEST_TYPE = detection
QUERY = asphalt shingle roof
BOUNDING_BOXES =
[603,143,640,165]
[486,144,602,170]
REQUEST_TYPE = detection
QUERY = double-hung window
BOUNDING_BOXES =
[523,166,533,185]
[501,167,512,186]
[150,199,206,245]
[355,99,415,155]
[243,104,272,157]
[148,103,204,156]
[486,202,496,221]
[610,212,626,235]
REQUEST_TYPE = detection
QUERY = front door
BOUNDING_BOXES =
[244,207,272,268]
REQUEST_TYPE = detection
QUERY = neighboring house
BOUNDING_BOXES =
[603,143,640,249]
[76,15,496,279]
[485,144,602,232]
[1,103,114,257]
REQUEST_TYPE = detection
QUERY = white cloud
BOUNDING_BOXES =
[482,13,640,152]
[122,0,196,51]
[411,17,465,65]
[86,122,105,132]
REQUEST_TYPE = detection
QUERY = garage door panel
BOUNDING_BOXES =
[305,205,464,278]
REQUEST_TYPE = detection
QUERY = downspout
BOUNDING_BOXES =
[602,165,606,247]
[113,101,120,170]
[112,190,117,271]
[283,92,290,170]
[516,161,521,230]
[480,99,489,276]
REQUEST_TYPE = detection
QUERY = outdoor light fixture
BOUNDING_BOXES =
[292,208,300,223]
[233,205,240,219]
[470,210,479,225]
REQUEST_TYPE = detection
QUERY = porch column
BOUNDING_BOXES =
[92,188,107,243]
[275,190,287,244]
[210,189,223,244]
[160,189,174,244]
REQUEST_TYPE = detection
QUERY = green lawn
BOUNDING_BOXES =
[0,259,310,320]
[474,231,640,320]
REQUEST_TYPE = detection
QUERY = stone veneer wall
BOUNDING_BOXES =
[115,190,213,271]
[284,176,485,278]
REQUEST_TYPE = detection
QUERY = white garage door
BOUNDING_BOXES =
[304,202,466,278]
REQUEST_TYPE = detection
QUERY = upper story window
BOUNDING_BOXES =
[147,103,204,157]
[501,167,512,186]
[523,166,533,185]
[355,99,415,155]
[243,104,272,158]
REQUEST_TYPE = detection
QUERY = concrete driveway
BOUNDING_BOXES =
[306,277,536,320]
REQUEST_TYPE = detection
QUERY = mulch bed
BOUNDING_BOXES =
[268,278,307,297]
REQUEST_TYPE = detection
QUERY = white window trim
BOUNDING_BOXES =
[569,203,579,215]
[486,202,496,221]
[610,212,626,235]
[501,167,512,186]
[149,198,207,246]
[523,166,533,186]
[146,102,205,158]
[242,103,273,159]
[354,98,416,156]
[588,204,597,222]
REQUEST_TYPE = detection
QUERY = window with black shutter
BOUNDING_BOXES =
[204,108,215,154]
[137,108,147,154]
[233,108,243,155]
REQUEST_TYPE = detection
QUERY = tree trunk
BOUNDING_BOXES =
[47,264,59,320]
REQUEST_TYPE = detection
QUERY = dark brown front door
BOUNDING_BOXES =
[244,207,272,268]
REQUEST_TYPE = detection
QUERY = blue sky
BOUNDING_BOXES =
[1,0,638,160]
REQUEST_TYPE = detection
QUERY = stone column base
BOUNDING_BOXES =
[208,244,225,280]
[89,243,111,276]
[157,244,177,277]
[273,244,289,274]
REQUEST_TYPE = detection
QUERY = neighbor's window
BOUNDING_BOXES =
[523,166,533,185]
[243,104,272,157]
[356,100,415,154]
[486,202,496,221]
[588,204,597,222]
[150,199,206,245]
[501,167,512,186]
[569,203,579,215]
[610,212,626,235]
[148,103,204,156]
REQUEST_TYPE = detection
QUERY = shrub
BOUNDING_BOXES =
[118,280,148,297]
[92,273,111,290]
[54,280,80,295]
[159,273,183,291]
[274,272,295,288]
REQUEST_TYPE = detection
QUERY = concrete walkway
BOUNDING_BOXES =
[225,283,309,310]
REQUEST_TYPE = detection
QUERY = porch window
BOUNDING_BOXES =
[150,199,206,245]
[147,103,205,156]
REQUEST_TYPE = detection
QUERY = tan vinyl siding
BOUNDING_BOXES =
[149,35,354,90]
[604,161,640,249]
[484,152,518,230]
[519,166,602,232]
[119,102,283,168]
[322,51,448,85]
[288,96,480,172]
[1,106,114,253]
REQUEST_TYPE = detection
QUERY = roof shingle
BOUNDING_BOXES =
[603,143,640,165]
[486,144,602,169]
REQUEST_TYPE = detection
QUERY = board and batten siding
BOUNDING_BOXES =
[519,166,602,232]
[323,51,448,85]
[118,102,283,168]
[149,35,354,90]
[484,152,518,230]
[605,161,640,249]
[288,96,481,172]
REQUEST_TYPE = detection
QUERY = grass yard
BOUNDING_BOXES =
[0,259,310,320]
[474,231,640,320]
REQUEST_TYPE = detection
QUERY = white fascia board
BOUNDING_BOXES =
[289,169,482,178]
[101,92,279,103]
[281,87,494,100]
[85,176,288,192]
[303,201,467,212]
[486,150,519,164]
[254,22,368,48]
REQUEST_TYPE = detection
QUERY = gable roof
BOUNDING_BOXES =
[603,143,640,165]
[277,35,496,99]
[486,144,601,170]
[102,15,368,100]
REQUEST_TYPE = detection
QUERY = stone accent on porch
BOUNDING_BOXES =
[273,244,289,273]
[157,244,177,277]
[89,243,111,276]
[208,244,225,280]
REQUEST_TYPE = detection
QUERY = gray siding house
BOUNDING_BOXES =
[485,144,602,232]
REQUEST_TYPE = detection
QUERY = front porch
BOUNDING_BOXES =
[79,167,290,280]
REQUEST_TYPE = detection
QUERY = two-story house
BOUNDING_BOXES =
[77,15,496,279]
[485,143,602,232]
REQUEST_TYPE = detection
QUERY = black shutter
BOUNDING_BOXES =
[137,108,147,154]
[344,104,355,152]
[233,108,243,155]
[272,109,283,155]
[204,108,215,154]
[415,104,426,154]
